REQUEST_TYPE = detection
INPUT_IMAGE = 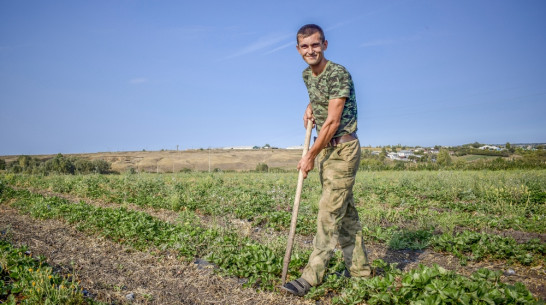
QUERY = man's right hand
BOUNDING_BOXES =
[297,153,315,179]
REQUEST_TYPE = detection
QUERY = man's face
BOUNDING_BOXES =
[297,32,328,67]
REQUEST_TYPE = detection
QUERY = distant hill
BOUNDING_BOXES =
[1,149,305,173]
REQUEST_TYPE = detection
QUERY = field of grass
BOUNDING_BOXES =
[455,155,499,162]
[1,170,545,304]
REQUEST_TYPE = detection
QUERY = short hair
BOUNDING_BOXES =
[297,24,325,45]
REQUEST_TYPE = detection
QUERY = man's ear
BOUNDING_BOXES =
[296,44,304,55]
[323,40,328,50]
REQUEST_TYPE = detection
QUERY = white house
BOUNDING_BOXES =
[479,145,501,151]
[286,145,304,150]
[222,146,254,150]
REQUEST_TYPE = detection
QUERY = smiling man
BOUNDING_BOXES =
[281,24,371,297]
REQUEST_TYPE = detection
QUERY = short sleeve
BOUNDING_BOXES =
[328,67,351,100]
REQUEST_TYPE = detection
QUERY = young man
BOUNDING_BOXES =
[281,24,371,296]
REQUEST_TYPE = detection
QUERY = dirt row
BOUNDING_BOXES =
[0,204,312,305]
[2,188,545,302]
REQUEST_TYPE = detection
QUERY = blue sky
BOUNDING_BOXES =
[1,0,545,155]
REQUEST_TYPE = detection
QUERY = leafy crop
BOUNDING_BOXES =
[308,260,541,304]
[431,231,545,265]
[3,170,545,238]
[1,187,307,290]
[2,170,545,302]
[0,239,103,304]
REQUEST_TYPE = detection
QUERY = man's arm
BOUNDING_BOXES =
[298,97,346,178]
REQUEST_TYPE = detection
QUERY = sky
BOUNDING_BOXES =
[1,0,545,155]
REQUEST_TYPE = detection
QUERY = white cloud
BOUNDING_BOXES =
[225,33,291,60]
[264,41,294,55]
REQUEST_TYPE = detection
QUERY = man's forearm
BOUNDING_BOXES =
[304,98,344,160]
[306,119,339,160]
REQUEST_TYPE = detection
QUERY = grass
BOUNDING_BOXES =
[456,155,499,162]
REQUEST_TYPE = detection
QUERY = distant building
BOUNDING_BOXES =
[286,145,304,150]
[387,152,398,159]
[398,150,414,158]
[386,150,416,161]
[222,146,254,150]
[479,145,501,151]
[425,149,439,154]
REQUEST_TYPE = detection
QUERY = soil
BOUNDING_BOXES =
[0,205,312,305]
[1,188,545,303]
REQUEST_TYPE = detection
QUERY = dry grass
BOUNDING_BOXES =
[1,149,308,173]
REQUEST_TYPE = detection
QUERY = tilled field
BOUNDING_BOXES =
[0,205,312,305]
[1,171,545,304]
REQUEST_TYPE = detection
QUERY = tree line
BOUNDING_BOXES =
[360,147,546,171]
[0,153,111,175]
[1,144,544,174]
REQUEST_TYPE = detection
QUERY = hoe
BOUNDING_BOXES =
[281,119,313,285]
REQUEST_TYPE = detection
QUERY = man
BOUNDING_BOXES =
[281,24,371,297]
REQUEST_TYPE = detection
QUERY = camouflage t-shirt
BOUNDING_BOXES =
[302,61,357,138]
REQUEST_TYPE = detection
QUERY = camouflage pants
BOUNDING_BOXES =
[301,139,371,286]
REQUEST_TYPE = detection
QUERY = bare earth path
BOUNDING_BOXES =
[0,205,311,305]
[1,188,545,303]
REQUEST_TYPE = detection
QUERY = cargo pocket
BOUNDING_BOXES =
[331,176,355,190]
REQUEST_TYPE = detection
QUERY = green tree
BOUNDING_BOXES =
[393,161,406,170]
[0,159,6,170]
[255,163,269,172]
[9,164,22,173]
[73,158,94,173]
[92,159,111,174]
[45,153,75,174]
[506,142,515,153]
[360,158,386,171]
[453,159,466,169]
[380,147,387,160]
[420,154,429,162]
[436,149,452,166]
[17,155,32,169]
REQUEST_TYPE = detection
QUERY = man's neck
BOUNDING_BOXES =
[310,59,328,76]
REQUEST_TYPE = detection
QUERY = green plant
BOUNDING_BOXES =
[255,163,269,172]
[0,240,104,304]
[308,260,541,305]
[2,174,544,303]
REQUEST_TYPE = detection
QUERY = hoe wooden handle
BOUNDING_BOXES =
[281,119,314,285]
